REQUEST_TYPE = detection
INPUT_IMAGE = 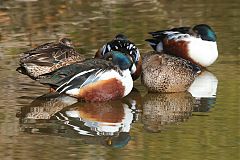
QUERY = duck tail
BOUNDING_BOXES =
[145,39,162,51]
[192,63,202,75]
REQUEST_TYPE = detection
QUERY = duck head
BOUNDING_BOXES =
[192,24,217,42]
[59,38,73,47]
[103,51,133,70]
[114,33,128,40]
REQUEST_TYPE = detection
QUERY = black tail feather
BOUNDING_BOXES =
[145,39,161,51]
[192,63,202,74]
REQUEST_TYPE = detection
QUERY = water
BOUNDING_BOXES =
[0,0,239,160]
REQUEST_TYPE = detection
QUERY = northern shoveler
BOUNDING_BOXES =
[39,51,133,102]
[141,51,201,93]
[145,24,218,67]
[95,34,142,80]
[16,38,85,80]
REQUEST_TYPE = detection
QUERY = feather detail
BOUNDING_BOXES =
[17,38,85,79]
[146,24,218,67]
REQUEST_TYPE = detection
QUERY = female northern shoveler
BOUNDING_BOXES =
[16,38,85,80]
[39,51,133,102]
[95,34,142,81]
[141,51,201,93]
[145,24,218,67]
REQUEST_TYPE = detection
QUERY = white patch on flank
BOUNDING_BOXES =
[65,88,80,96]
[187,37,218,67]
[115,46,118,49]
[156,42,163,52]
[130,64,136,74]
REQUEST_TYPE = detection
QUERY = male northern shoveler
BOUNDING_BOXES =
[16,38,85,80]
[145,24,218,67]
[141,51,201,93]
[39,51,133,102]
[95,34,142,80]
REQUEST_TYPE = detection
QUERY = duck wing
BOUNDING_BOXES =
[19,42,82,66]
[146,27,192,52]
[148,27,191,39]
[38,59,112,91]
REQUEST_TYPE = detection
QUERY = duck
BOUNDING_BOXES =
[141,51,201,93]
[16,38,85,80]
[53,100,134,147]
[145,24,218,67]
[38,51,133,102]
[95,34,142,80]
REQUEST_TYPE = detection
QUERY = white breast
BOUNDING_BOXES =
[187,38,218,67]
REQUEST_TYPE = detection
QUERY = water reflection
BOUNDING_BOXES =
[17,90,142,148]
[188,70,218,98]
[0,0,238,158]
[142,92,194,132]
[188,70,218,112]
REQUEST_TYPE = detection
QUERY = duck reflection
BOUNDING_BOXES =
[142,92,194,132]
[17,92,78,120]
[188,70,218,112]
[56,101,134,136]
[17,89,142,148]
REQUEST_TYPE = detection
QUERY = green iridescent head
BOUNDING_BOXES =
[104,51,132,70]
[193,24,217,42]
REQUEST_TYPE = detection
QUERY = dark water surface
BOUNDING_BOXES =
[0,0,239,160]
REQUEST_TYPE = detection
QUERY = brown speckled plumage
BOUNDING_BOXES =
[17,38,85,80]
[141,51,201,93]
